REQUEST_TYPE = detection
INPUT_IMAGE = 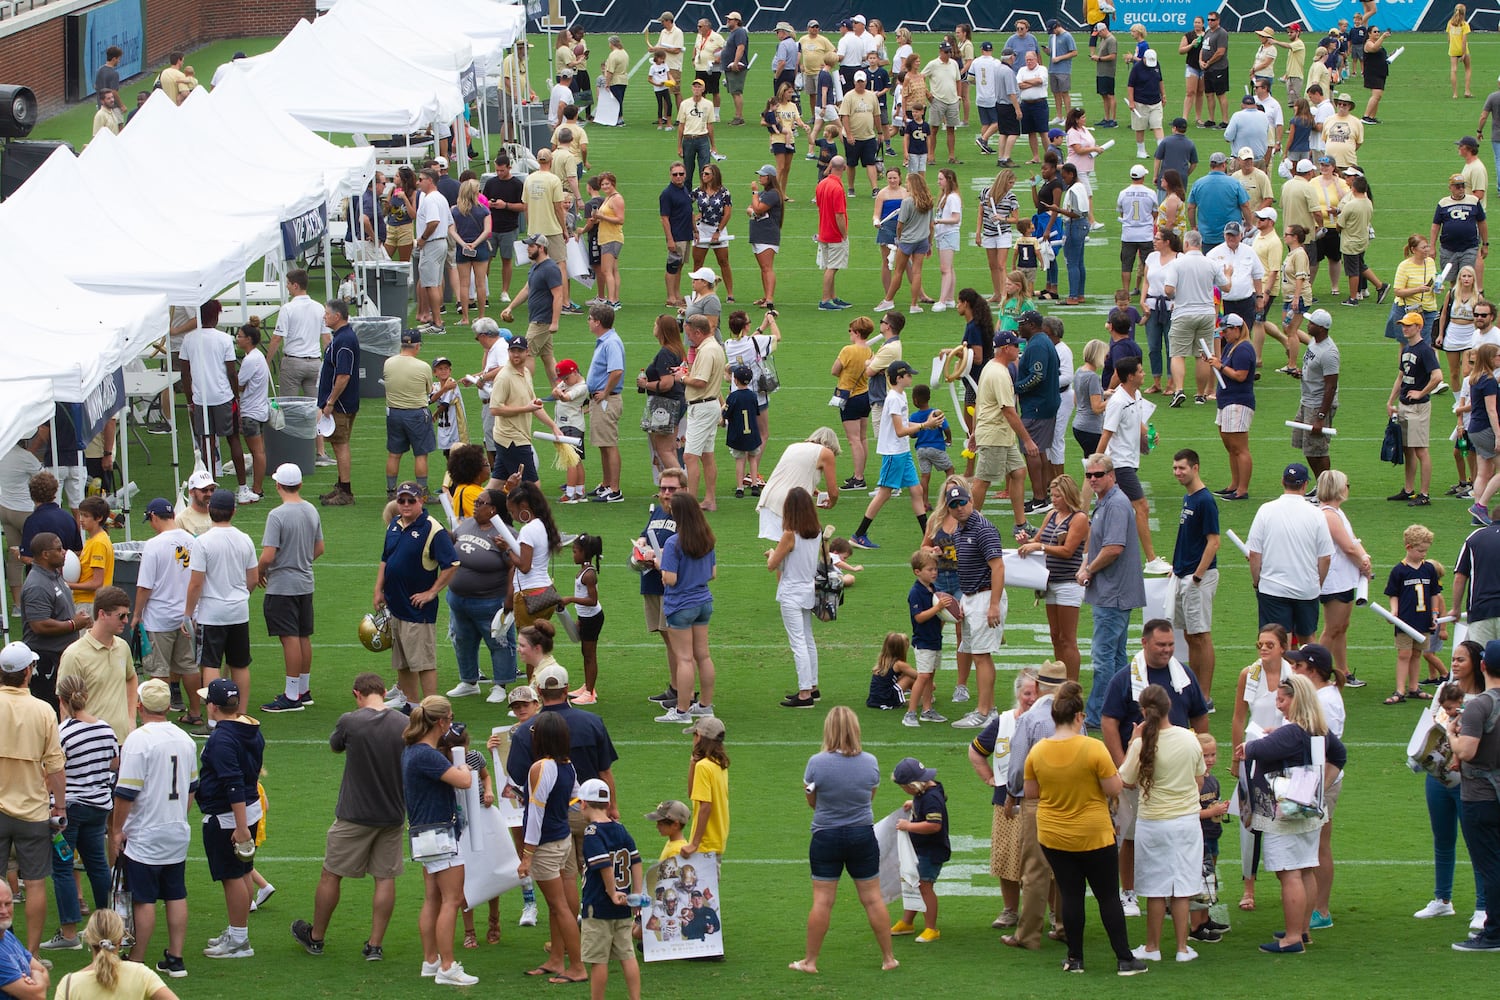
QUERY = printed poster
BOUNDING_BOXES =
[640,851,723,961]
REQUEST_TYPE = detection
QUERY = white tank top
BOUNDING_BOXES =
[1320,505,1361,596]
[574,568,603,618]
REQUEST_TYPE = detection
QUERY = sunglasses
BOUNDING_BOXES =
[396,496,421,504]
[1084,470,1110,479]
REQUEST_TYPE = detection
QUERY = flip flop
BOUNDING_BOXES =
[548,975,588,985]
[788,960,818,974]
[1239,893,1256,911]
[526,966,563,977]
[1383,691,1407,705]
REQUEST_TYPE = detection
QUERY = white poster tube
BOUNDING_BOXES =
[489,514,523,556]
[1225,529,1250,557]
[453,747,485,852]
[1285,420,1338,436]
[439,490,457,529]
[1200,338,1227,389]
[1355,576,1369,606]
[1372,603,1427,642]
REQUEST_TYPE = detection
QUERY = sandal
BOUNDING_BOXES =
[463,930,479,949]
[487,915,502,945]
[1239,893,1256,911]
[753,298,768,307]
[1408,689,1433,700]
[1383,691,1407,705]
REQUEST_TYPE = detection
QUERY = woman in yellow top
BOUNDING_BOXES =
[1118,684,1208,963]
[1389,233,1440,353]
[56,909,180,1000]
[592,172,625,308]
[443,444,489,520]
[831,317,876,490]
[1024,681,1144,975]
[1449,6,1472,99]
[72,496,114,613]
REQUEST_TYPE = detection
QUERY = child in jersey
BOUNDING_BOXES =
[1385,524,1442,704]
[889,757,950,942]
[1014,218,1042,293]
[552,359,589,503]
[1189,732,1231,941]
[723,366,763,499]
[557,533,603,704]
[430,357,468,459]
[579,779,643,1000]
[903,103,931,176]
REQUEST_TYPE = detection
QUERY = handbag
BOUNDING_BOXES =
[752,336,780,394]
[1380,417,1404,465]
[640,393,679,434]
[409,822,459,863]
[812,537,845,622]
[111,860,135,948]
[1270,736,1326,822]
[522,585,562,616]
[267,397,287,431]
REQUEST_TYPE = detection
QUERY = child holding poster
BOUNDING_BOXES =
[580,779,644,1000]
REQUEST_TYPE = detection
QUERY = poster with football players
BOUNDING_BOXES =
[639,851,723,961]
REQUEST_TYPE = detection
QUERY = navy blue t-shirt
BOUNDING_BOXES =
[1216,339,1256,409]
[908,781,951,863]
[1385,559,1442,635]
[638,505,677,597]
[963,320,994,382]
[907,580,943,650]
[1399,338,1441,405]
[659,183,694,243]
[723,388,762,453]
[380,511,460,624]
[904,119,930,156]
[402,742,458,828]
[21,503,82,555]
[581,819,641,919]
[318,324,361,413]
[1101,665,1210,732]
[1102,336,1143,389]
[1171,487,1220,577]
[1434,198,1486,254]
[1470,374,1498,432]
[1199,773,1223,843]
[527,258,563,326]
[869,66,891,109]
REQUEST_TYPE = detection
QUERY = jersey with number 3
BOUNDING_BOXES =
[116,721,200,865]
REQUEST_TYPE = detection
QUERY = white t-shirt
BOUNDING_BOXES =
[934,192,963,239]
[1309,101,1334,151]
[548,84,574,125]
[478,340,507,401]
[1245,493,1335,600]
[649,62,670,89]
[274,294,326,358]
[117,721,199,865]
[237,349,271,421]
[1017,64,1048,101]
[971,55,1003,106]
[188,525,257,625]
[514,518,553,591]
[837,31,878,69]
[0,446,41,513]
[876,388,909,456]
[416,190,454,239]
[1065,181,1092,218]
[179,327,236,406]
[1259,94,1285,133]
[136,528,195,633]
[1102,388,1145,469]
[1317,685,1345,739]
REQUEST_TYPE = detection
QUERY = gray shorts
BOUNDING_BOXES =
[279,355,321,398]
[1049,73,1071,94]
[1169,312,1216,358]
[1022,416,1055,454]
[189,401,235,438]
[0,812,51,881]
[239,415,264,438]
[1171,568,1218,634]
[600,241,622,257]
[724,68,747,95]
[417,239,447,287]
[1114,465,1145,502]
[916,446,955,474]
[929,98,960,128]
[1291,402,1336,459]
[495,229,518,260]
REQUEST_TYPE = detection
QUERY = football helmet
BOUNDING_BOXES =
[359,608,393,652]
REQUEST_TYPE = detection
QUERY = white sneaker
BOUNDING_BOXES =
[421,959,441,977]
[500,292,512,303]
[446,681,481,698]
[435,962,479,986]
[384,689,408,709]
[1175,946,1199,963]
[952,684,970,703]
[1121,890,1141,917]
[236,485,259,504]
[1090,221,1106,232]
[655,708,692,723]
[909,304,924,314]
[1415,899,1456,919]
[253,883,275,909]
[1472,910,1489,932]
[207,927,230,948]
[902,711,920,727]
[874,299,895,312]
[931,301,948,312]
[519,902,539,927]
[486,685,509,703]
[688,702,715,716]
[203,936,254,959]
[951,710,988,729]
[1143,557,1173,575]
[1131,945,1161,961]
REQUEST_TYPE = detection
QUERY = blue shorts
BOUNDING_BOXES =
[1258,592,1320,638]
[977,104,999,127]
[1020,100,1049,134]
[878,452,920,489]
[1283,296,1306,324]
[846,136,881,167]
[841,392,872,421]
[665,599,713,630]
[897,239,931,257]
[122,854,186,904]
[809,824,880,882]
[915,853,946,883]
[203,817,261,883]
[490,442,540,482]
[386,407,436,456]
[936,569,960,597]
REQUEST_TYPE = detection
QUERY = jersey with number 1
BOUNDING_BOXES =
[116,721,200,865]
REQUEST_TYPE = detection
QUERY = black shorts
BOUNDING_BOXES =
[1096,77,1116,96]
[846,136,880,167]
[1204,71,1229,96]
[1222,295,1257,331]
[203,817,261,882]
[996,103,1020,136]
[1342,250,1366,276]
[775,70,797,94]
[841,392,872,421]
[1120,240,1152,271]
[490,442,540,483]
[696,70,721,95]
[1365,72,1387,91]
[122,855,187,904]
[578,609,604,642]
[263,593,315,638]
[1114,466,1146,502]
[197,622,252,670]
[1258,592,1320,637]
[1315,230,1341,264]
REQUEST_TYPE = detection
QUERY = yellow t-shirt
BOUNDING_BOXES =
[1449,21,1471,57]
[491,365,535,447]
[1285,37,1306,78]
[524,170,566,237]
[1253,231,1284,286]
[658,836,689,861]
[605,48,630,86]
[974,360,1018,448]
[57,962,166,1000]
[177,506,211,537]
[836,344,872,394]
[677,96,713,136]
[799,34,835,74]
[1025,734,1118,852]
[73,530,113,604]
[1281,245,1311,299]
[838,91,879,141]
[1394,256,1438,312]
[0,686,64,821]
[1462,159,1489,204]
[692,31,725,72]
[383,354,433,410]
[689,757,730,855]
[1118,726,1206,821]
[553,147,580,187]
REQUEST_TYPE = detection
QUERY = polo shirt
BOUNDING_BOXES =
[58,632,134,741]
[21,504,81,556]
[660,182,695,242]
[0,686,64,821]
[1086,484,1146,610]
[20,564,75,654]
[587,330,625,395]
[954,510,1004,595]
[506,700,619,791]
[317,323,361,413]
[383,353,432,409]
[1246,493,1335,600]
[275,294,327,358]
[380,510,459,624]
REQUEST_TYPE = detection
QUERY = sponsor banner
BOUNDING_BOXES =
[281,204,329,261]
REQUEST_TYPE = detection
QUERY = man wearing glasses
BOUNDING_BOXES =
[944,483,1006,730]
[640,469,684,707]
[1075,454,1146,730]
[58,586,136,741]
[19,532,91,712]
[659,162,696,308]
[1198,13,1230,129]
[374,482,459,707]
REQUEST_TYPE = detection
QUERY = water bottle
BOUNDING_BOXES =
[625,893,652,908]
[52,831,72,864]
[1146,423,1159,454]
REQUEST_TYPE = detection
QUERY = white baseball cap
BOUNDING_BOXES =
[1306,308,1334,327]
[1255,207,1278,221]
[0,641,37,674]
[1129,164,1148,179]
[1143,48,1158,68]
[187,469,216,490]
[1237,146,1255,159]
[272,463,303,487]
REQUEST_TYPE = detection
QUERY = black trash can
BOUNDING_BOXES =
[353,316,403,399]
[264,396,320,476]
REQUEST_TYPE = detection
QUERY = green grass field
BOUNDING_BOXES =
[21,29,1500,998]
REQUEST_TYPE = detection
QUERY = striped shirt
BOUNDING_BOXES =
[60,718,119,809]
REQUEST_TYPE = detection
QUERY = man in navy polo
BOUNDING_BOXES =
[317,300,361,507]
[947,483,1006,730]
[374,482,458,706]
[659,162,695,308]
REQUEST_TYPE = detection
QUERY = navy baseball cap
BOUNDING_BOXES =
[143,498,174,522]
[1287,643,1334,675]
[981,40,994,51]
[199,678,240,706]
[994,330,1020,348]
[207,488,237,511]
[1485,640,1500,671]
[945,485,971,507]
[1282,462,1310,486]
[892,757,937,785]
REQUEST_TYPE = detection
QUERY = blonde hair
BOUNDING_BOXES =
[1281,673,1330,735]
[1082,338,1107,369]
[403,695,453,745]
[905,172,934,214]
[81,909,126,990]
[1006,268,1033,302]
[57,675,88,716]
[875,632,909,677]
[1315,468,1349,504]
[457,177,481,215]
[1404,524,1435,550]
[821,705,863,756]
[1049,473,1083,513]
[1451,4,1468,24]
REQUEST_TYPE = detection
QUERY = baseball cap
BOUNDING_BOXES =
[271,463,303,488]
[1018,309,1046,327]
[187,469,216,490]
[1296,157,1315,173]
[945,484,971,508]
[508,335,530,351]
[728,10,744,20]
[732,364,755,383]
[1221,313,1245,327]
[1047,18,1061,30]
[1208,152,1228,166]
[1287,643,1334,675]
[401,328,422,344]
[208,488,237,511]
[1342,166,1362,177]
[1223,221,1243,236]
[556,359,579,376]
[508,685,539,704]
[688,716,725,740]
[395,481,422,498]
[886,360,918,380]
[558,66,575,77]
[892,757,937,785]
[839,17,852,28]
[1129,164,1148,179]
[1399,311,1425,327]
[939,41,953,51]
[1458,136,1480,151]
[432,356,451,368]
[644,800,691,825]
[757,164,778,177]
[1048,127,1066,139]
[994,330,1020,348]
[1306,307,1333,327]
[1282,462,1310,486]
[199,678,240,706]
[0,641,37,674]
[1241,94,1257,105]
[1143,49,1159,68]
[981,40,994,51]
[1237,146,1255,159]
[1288,22,1302,31]
[1255,207,1278,221]
[1172,116,1188,130]
[522,233,548,246]
[143,497,174,522]
[535,664,570,691]
[433,155,449,169]
[578,778,611,803]
[806,18,819,27]
[138,678,172,713]
[852,14,866,24]
[1485,640,1500,671]
[854,70,867,82]
[688,267,718,283]
[1451,174,1469,186]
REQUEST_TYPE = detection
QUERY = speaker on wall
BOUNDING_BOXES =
[0,85,37,139]
[1,139,71,200]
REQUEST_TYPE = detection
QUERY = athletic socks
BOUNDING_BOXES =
[386,475,398,491]
[284,677,299,701]
[298,674,310,697]
[917,512,929,531]
[856,517,873,536]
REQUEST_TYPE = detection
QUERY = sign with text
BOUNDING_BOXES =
[281,204,329,261]
[67,0,147,101]
[82,368,126,442]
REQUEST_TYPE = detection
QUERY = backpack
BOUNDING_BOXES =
[1459,689,1500,801]
[812,536,844,622]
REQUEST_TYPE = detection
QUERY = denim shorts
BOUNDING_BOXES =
[809,824,880,882]
[915,853,945,883]
[665,599,713,630]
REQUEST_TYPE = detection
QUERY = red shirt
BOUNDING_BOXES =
[814,175,848,244]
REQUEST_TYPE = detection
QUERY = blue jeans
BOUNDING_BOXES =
[1428,775,1488,907]
[51,802,111,927]
[1086,605,1132,728]
[1064,218,1088,297]
[680,135,711,189]
[446,590,517,685]
[1145,303,1170,377]
[1384,302,1437,346]
[1461,797,1500,940]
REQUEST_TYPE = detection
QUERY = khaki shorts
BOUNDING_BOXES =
[1395,630,1426,651]
[1130,102,1163,131]
[929,98,961,128]
[1171,568,1218,635]
[544,234,567,265]
[392,618,436,672]
[684,400,719,455]
[323,819,404,880]
[1169,311,1216,358]
[817,240,849,271]
[581,917,635,964]
[1398,401,1432,449]
[974,442,1024,483]
[589,395,622,447]
[526,322,554,362]
[386,222,415,249]
[643,594,666,632]
[915,648,941,674]
[1291,403,1335,459]
[144,628,198,678]
[329,410,356,446]
[1116,785,1140,840]
[530,836,574,881]
[957,589,1006,655]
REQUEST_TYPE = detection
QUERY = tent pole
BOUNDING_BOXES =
[165,335,182,495]
[119,406,133,543]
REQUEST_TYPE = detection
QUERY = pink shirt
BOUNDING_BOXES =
[1066,126,1095,176]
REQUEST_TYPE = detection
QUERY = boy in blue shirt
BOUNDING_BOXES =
[889,757,950,943]
[579,778,644,999]
[903,103,931,176]
[815,124,841,181]
[1385,524,1441,704]
[905,550,953,726]
[909,382,953,514]
[723,366,763,499]
[864,51,894,156]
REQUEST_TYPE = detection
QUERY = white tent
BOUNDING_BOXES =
[319,0,476,76]
[311,0,526,71]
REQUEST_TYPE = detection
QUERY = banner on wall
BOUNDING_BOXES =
[639,852,723,961]
[66,0,147,102]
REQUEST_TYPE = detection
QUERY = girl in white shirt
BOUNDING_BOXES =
[932,169,964,311]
